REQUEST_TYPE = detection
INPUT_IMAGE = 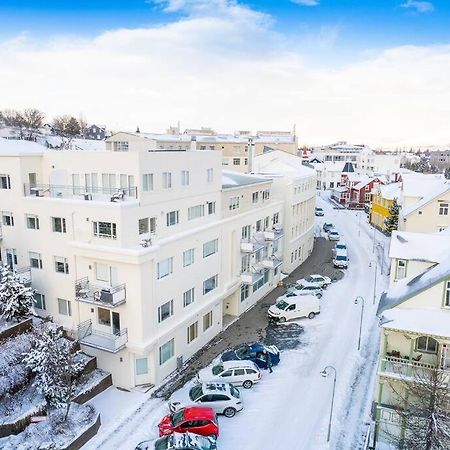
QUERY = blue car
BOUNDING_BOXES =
[221,343,280,369]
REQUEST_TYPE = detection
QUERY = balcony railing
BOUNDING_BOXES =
[241,263,265,285]
[77,319,128,353]
[240,234,266,253]
[380,356,450,383]
[75,277,126,307]
[24,183,138,202]
[262,255,283,270]
[263,226,284,241]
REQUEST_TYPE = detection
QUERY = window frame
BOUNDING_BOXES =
[183,248,195,267]
[183,288,195,307]
[203,311,213,331]
[203,274,218,295]
[142,173,154,192]
[158,299,174,323]
[34,293,46,310]
[166,210,179,227]
[187,321,199,344]
[29,251,43,269]
[416,336,438,354]
[93,221,117,239]
[157,257,173,279]
[26,214,40,230]
[203,239,218,258]
[52,217,67,233]
[54,256,69,274]
[0,174,11,190]
[159,338,175,365]
[57,298,72,316]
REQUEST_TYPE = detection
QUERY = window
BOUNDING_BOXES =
[26,214,39,230]
[203,275,218,295]
[416,336,438,353]
[162,172,172,189]
[29,252,43,269]
[256,220,262,232]
[58,298,71,316]
[166,210,179,226]
[142,174,154,192]
[98,307,111,326]
[188,205,205,220]
[54,256,69,274]
[183,288,195,307]
[187,321,198,343]
[95,263,111,283]
[252,269,269,292]
[203,311,213,331]
[52,217,66,233]
[183,248,194,267]
[207,168,214,183]
[395,259,407,280]
[241,254,250,273]
[252,192,259,203]
[158,299,174,322]
[136,358,148,375]
[445,280,450,307]
[233,158,241,166]
[241,225,251,240]
[264,216,270,230]
[159,339,174,365]
[203,239,218,258]
[2,211,14,226]
[0,174,11,189]
[439,203,449,216]
[157,257,173,279]
[273,213,279,224]
[181,170,190,186]
[262,190,270,201]
[240,284,249,302]
[93,221,117,239]
[207,202,216,215]
[229,196,240,210]
[113,141,129,152]
[34,293,46,310]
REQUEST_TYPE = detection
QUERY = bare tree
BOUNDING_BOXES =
[52,115,82,148]
[386,367,450,449]
[22,108,45,140]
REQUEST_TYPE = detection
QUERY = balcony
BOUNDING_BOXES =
[379,356,450,383]
[24,183,138,202]
[263,225,284,241]
[75,277,126,308]
[241,263,265,285]
[262,255,283,270]
[77,319,128,353]
[240,234,266,253]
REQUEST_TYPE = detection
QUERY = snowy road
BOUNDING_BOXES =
[84,196,390,450]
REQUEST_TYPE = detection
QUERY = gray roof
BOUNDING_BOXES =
[222,170,271,189]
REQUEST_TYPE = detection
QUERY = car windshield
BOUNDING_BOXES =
[276,299,289,310]
[336,255,347,261]
[212,364,224,375]
[235,346,248,358]
[189,385,204,401]
[336,244,346,249]
[305,275,314,282]
[230,385,240,399]
[171,409,185,426]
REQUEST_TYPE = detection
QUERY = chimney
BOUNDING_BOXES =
[190,136,197,151]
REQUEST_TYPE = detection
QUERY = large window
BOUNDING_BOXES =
[166,210,179,226]
[34,293,46,310]
[203,275,218,295]
[240,284,249,302]
[188,205,205,220]
[203,239,218,258]
[142,174,154,192]
[229,197,240,210]
[54,256,69,274]
[187,321,198,344]
[162,172,172,189]
[93,221,117,239]
[0,174,11,189]
[395,259,407,280]
[29,252,43,269]
[52,217,66,233]
[139,217,156,235]
[98,307,111,326]
[157,257,173,279]
[159,339,174,365]
[2,211,14,226]
[26,214,40,230]
[183,288,195,307]
[416,336,438,354]
[158,299,174,323]
[58,298,71,316]
[439,203,449,216]
[181,170,190,186]
[113,141,129,152]
[203,311,213,331]
[445,280,450,307]
[183,248,194,267]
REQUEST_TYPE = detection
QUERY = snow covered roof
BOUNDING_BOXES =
[0,138,45,156]
[402,182,450,217]
[389,231,450,263]
[381,307,450,338]
[379,182,401,200]
[377,254,450,314]
[333,186,349,193]
[71,139,106,152]
[253,151,315,179]
[222,170,271,189]
[353,177,374,190]
[401,173,445,198]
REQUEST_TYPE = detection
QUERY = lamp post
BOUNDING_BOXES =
[376,242,384,275]
[369,259,377,305]
[372,225,376,253]
[355,296,365,351]
[320,365,337,443]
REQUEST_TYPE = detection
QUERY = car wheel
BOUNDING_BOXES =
[279,317,286,323]
[223,407,236,418]
[308,312,315,319]
[317,293,322,299]
[243,380,253,389]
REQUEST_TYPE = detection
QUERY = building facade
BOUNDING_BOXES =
[370,183,401,232]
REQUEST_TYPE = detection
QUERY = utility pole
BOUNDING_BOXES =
[355,296,365,351]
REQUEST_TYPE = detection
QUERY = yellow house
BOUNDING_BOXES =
[370,183,401,231]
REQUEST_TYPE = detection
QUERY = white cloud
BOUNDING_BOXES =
[0,1,449,147]
[291,0,319,5]
[401,1,434,13]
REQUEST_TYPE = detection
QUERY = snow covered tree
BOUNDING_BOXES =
[444,167,450,180]
[386,367,450,450]
[23,325,83,418]
[0,265,34,322]
[384,198,399,233]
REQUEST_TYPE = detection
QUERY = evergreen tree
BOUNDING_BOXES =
[0,265,34,322]
[23,325,84,417]
[384,198,399,233]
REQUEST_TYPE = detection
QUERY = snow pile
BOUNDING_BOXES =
[0,384,45,425]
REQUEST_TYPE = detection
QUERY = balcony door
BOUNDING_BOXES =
[112,312,120,335]
[6,249,17,269]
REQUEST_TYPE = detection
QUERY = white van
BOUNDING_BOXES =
[267,294,320,323]
[333,249,348,269]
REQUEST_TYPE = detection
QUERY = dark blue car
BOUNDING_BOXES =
[221,343,280,369]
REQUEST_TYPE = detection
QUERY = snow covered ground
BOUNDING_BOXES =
[84,195,390,450]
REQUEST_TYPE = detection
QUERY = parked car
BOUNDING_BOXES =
[315,207,324,216]
[323,222,334,232]
[296,274,331,289]
[328,229,340,241]
[268,294,320,323]
[172,382,243,418]
[334,242,347,252]
[197,360,261,389]
[136,432,217,450]
[158,407,219,438]
[289,284,323,298]
[333,249,349,269]
[221,342,280,369]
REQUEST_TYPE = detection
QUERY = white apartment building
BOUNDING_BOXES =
[0,137,313,390]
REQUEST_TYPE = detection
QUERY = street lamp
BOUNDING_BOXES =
[372,225,376,253]
[355,296,365,351]
[376,242,384,275]
[369,259,377,305]
[320,365,337,443]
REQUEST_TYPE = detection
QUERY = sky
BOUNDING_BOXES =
[1,0,450,147]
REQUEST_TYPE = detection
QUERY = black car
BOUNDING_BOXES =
[322,222,333,232]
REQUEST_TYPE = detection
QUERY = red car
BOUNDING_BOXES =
[158,407,219,439]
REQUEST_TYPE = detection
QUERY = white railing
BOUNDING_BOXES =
[75,277,126,307]
[77,319,128,353]
[381,356,450,382]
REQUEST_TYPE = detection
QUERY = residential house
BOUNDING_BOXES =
[370,183,401,232]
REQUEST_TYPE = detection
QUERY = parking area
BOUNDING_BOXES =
[153,236,344,399]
